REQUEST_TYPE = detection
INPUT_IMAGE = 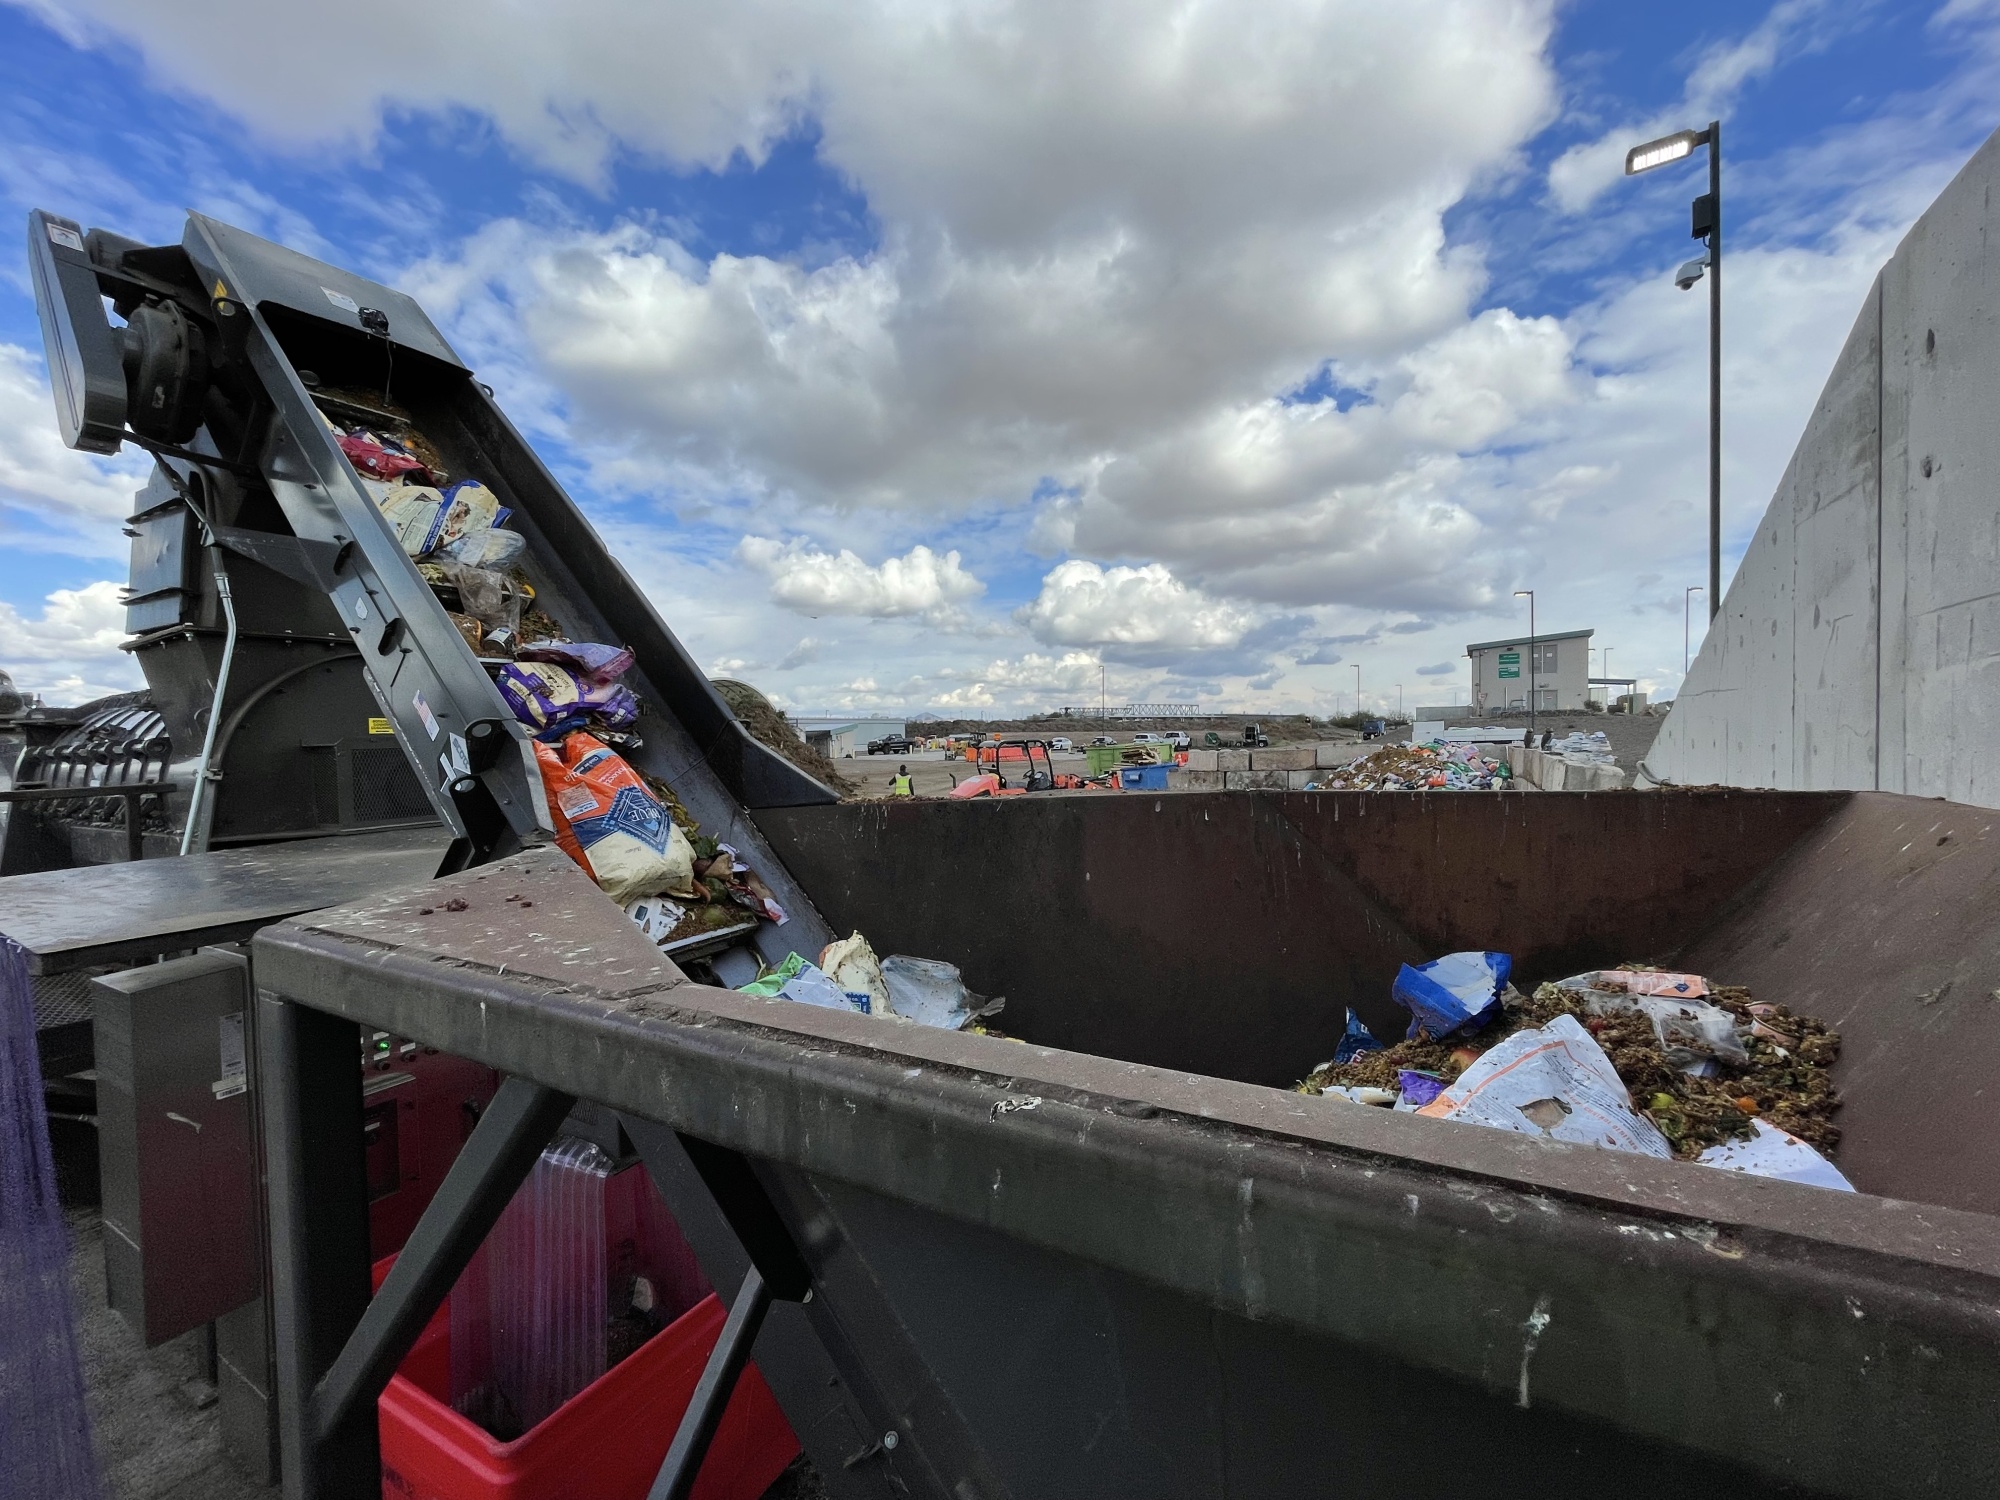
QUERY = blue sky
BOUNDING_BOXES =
[1,0,1994,716]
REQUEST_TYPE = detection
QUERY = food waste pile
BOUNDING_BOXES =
[1300,954,1848,1187]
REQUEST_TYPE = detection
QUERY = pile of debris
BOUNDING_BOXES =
[1300,954,1848,1189]
[733,931,1004,1033]
[1547,729,1616,765]
[1309,742,1511,791]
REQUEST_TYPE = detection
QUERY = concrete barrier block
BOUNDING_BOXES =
[1537,754,1567,791]
[1215,750,1252,771]
[1183,748,1219,772]
[1250,746,1315,771]
[1169,769,1225,790]
[1316,742,1358,767]
[1224,769,1289,791]
[1286,768,1319,789]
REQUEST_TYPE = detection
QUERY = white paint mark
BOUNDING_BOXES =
[1516,1295,1553,1409]
[1405,1193,1421,1216]
[991,1096,1042,1118]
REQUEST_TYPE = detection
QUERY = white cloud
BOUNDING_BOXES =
[1020,561,1254,650]
[737,536,984,619]
[0,579,143,701]
[931,650,1105,711]
[0,342,152,556]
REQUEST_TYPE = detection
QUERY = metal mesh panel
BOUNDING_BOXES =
[29,971,96,1032]
[351,746,433,825]
[0,937,104,1498]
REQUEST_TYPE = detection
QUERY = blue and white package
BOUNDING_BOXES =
[1392,950,1512,1039]
[1333,1008,1386,1064]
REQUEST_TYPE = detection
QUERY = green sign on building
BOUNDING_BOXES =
[1497,649,1520,681]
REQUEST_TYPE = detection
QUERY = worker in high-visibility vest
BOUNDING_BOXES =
[889,764,914,797]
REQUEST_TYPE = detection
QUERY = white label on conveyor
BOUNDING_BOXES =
[46,222,84,252]
[413,691,440,740]
[448,731,471,777]
[322,286,360,313]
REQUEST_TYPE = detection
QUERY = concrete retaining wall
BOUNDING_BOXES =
[1647,128,2000,803]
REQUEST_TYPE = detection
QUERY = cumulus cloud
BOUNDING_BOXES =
[1415,660,1456,676]
[0,579,143,701]
[1020,561,1255,651]
[931,650,1104,711]
[737,536,984,619]
[0,342,153,556]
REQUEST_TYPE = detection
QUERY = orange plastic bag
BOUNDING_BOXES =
[533,733,696,902]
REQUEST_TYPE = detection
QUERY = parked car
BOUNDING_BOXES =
[1132,732,1161,744]
[1048,736,1073,752]
[866,734,918,755]
[1090,735,1117,746]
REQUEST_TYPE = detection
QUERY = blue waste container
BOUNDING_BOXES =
[1118,765,1170,791]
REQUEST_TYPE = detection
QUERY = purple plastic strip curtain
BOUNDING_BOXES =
[0,936,102,1499]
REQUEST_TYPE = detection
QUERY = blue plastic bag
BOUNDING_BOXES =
[1392,951,1512,1039]
[1332,1008,1385,1064]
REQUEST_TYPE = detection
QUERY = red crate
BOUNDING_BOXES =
[374,1258,798,1500]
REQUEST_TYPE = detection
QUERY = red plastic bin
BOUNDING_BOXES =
[374,1257,798,1500]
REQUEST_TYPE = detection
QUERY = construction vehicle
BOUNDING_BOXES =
[11,207,2000,1500]
[978,738,1055,791]
[1242,722,1270,747]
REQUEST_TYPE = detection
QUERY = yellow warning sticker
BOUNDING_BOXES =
[212,278,228,302]
[367,717,394,736]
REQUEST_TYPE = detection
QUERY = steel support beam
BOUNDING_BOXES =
[257,990,373,1500]
[648,1266,774,1500]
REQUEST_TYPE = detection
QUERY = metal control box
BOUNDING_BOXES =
[93,948,262,1345]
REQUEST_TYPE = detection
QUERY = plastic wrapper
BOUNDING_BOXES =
[339,425,433,482]
[500,660,640,735]
[438,525,527,569]
[1392,950,1511,1039]
[1416,1014,1676,1159]
[428,560,526,636]
[820,933,891,1013]
[1395,1070,1449,1109]
[367,480,469,557]
[1696,1118,1855,1191]
[738,952,868,1013]
[882,954,1003,1029]
[448,1137,709,1439]
[516,641,636,685]
[1332,1007,1385,1064]
[535,733,696,903]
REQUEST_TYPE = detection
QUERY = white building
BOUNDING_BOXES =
[795,717,908,758]
[1466,628,1593,713]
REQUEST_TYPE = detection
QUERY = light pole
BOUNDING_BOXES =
[1395,684,1403,720]
[1603,648,1614,708]
[1626,121,1721,621]
[1684,585,1704,672]
[1353,664,1362,719]
[1514,589,1536,740]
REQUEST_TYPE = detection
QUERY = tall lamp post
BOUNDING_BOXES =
[1353,664,1362,719]
[1684,585,1704,672]
[1395,683,1403,720]
[1514,589,1536,740]
[1626,121,1721,620]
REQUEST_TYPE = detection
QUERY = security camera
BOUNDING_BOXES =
[1674,254,1708,291]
